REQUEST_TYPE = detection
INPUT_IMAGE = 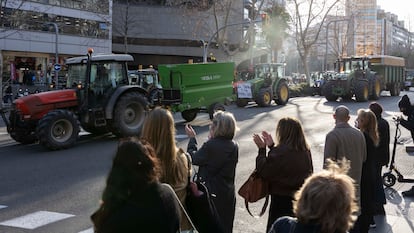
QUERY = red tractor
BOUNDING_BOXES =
[0,49,148,150]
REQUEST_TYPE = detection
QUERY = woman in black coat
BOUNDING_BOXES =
[186,111,239,233]
[91,137,181,233]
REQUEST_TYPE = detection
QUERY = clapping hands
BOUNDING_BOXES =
[253,131,274,149]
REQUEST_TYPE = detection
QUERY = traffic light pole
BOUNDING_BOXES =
[45,22,59,89]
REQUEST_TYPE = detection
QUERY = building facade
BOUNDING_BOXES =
[0,0,112,86]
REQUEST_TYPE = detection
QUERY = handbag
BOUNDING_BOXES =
[238,169,270,217]
[184,153,224,233]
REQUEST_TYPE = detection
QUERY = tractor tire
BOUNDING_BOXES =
[355,81,369,102]
[390,83,401,96]
[274,81,289,105]
[10,129,37,144]
[369,77,381,100]
[181,110,198,122]
[256,88,273,107]
[112,92,147,137]
[323,82,337,101]
[36,110,80,150]
[208,102,225,119]
[236,98,249,107]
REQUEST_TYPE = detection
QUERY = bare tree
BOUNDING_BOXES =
[288,0,341,84]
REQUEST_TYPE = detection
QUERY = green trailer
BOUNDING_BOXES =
[158,62,235,122]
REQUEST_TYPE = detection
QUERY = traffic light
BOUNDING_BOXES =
[261,13,269,26]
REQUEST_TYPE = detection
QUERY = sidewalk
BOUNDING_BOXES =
[369,188,414,233]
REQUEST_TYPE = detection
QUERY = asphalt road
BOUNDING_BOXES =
[0,93,413,233]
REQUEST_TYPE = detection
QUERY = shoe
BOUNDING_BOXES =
[370,223,376,228]
[402,186,414,197]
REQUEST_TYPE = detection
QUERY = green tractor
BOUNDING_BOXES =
[235,63,289,107]
[323,55,404,102]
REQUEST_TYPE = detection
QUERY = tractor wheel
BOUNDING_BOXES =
[181,109,198,122]
[323,82,337,101]
[236,98,249,107]
[208,102,225,119]
[274,81,289,105]
[369,77,381,100]
[10,128,37,144]
[256,88,273,107]
[355,81,369,102]
[112,92,147,137]
[36,110,80,150]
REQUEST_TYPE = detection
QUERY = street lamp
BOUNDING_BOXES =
[44,22,59,89]
[204,19,261,63]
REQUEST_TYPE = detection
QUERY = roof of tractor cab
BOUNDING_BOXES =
[66,54,134,65]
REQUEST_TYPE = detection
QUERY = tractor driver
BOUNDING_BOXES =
[397,94,414,197]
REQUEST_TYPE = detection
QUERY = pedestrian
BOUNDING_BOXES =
[3,83,13,104]
[185,110,239,233]
[369,102,389,215]
[268,159,358,233]
[355,109,379,233]
[253,117,313,232]
[397,94,414,196]
[141,107,193,232]
[91,137,181,233]
[323,105,367,233]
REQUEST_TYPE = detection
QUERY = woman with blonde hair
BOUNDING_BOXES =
[269,159,358,233]
[141,107,192,232]
[354,109,379,233]
[185,110,239,233]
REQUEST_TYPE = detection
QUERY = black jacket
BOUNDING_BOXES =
[187,137,239,233]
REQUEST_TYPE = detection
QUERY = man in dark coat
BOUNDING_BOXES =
[398,95,414,196]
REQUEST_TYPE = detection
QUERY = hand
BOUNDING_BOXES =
[185,124,196,138]
[261,131,274,147]
[253,133,266,149]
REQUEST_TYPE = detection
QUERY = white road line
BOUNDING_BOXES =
[0,211,74,229]
[0,205,7,209]
[78,227,94,233]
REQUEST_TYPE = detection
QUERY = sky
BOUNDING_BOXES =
[377,0,414,31]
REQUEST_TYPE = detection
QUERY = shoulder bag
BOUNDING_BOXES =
[184,153,224,233]
[238,168,270,217]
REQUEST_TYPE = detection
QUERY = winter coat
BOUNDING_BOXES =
[187,136,238,233]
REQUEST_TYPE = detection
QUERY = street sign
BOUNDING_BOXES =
[54,64,61,71]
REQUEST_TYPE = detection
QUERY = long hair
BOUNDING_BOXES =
[294,159,358,233]
[357,109,379,146]
[141,107,187,185]
[210,110,237,139]
[276,117,310,151]
[92,137,160,230]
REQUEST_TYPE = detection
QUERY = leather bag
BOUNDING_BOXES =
[238,170,270,217]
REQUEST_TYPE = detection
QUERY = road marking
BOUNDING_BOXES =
[78,227,94,233]
[0,211,74,229]
[0,205,7,209]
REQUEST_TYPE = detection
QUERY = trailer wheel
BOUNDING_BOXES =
[390,83,401,96]
[274,81,289,105]
[236,98,249,107]
[382,172,396,187]
[112,92,147,137]
[37,110,80,150]
[256,88,272,107]
[208,103,225,119]
[181,110,198,122]
[369,77,381,100]
[323,82,338,101]
[355,81,369,102]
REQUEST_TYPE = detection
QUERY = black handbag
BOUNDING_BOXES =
[184,154,224,233]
